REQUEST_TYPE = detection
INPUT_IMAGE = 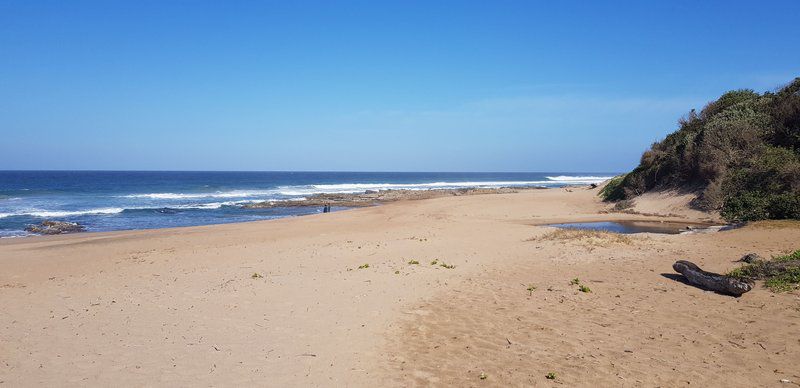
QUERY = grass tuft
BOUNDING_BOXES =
[533,229,632,251]
[728,249,800,292]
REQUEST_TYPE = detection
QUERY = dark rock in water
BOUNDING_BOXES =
[156,207,179,214]
[25,220,85,235]
[243,186,541,210]
[739,253,761,263]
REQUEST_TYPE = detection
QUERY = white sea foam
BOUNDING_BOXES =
[0,232,31,238]
[170,200,264,210]
[120,190,280,200]
[171,202,229,210]
[277,182,519,196]
[0,207,126,218]
[116,176,614,201]
[278,177,613,195]
[0,202,258,217]
[545,175,615,182]
[29,207,126,218]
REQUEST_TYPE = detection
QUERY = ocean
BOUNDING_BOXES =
[0,171,615,237]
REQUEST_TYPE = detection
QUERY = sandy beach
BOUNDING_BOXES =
[1,187,799,387]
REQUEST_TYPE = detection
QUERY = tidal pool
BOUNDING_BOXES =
[546,221,706,234]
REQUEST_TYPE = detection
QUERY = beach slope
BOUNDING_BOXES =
[1,188,798,386]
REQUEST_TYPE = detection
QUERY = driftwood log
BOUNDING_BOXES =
[673,260,753,296]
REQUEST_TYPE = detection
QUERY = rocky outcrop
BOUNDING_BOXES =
[243,187,547,209]
[25,220,85,235]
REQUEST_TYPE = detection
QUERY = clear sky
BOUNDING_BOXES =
[1,1,798,172]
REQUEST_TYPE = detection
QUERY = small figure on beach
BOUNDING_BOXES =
[323,204,331,213]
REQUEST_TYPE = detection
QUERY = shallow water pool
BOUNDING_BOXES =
[546,221,699,234]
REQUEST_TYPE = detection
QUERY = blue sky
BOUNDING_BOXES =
[1,1,798,172]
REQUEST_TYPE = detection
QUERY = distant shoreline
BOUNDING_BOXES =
[4,185,597,239]
[0,171,614,237]
[243,185,554,209]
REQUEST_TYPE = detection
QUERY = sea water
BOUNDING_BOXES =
[0,171,614,237]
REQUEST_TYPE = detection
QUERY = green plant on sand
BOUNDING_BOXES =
[728,249,800,292]
[536,229,632,251]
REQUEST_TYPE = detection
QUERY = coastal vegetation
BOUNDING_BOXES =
[728,250,800,292]
[534,229,633,251]
[601,77,800,222]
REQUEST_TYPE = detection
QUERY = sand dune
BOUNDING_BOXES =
[1,187,798,386]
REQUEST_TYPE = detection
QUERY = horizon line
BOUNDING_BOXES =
[0,169,622,174]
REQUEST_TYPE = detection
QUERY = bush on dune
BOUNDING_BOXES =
[603,77,800,222]
[598,174,626,201]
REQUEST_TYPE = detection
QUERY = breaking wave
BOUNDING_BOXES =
[0,207,126,219]
[119,176,613,200]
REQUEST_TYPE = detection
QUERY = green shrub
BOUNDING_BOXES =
[775,249,800,262]
[603,77,800,222]
[720,147,800,221]
[598,175,626,201]
[728,249,800,292]
[720,191,771,221]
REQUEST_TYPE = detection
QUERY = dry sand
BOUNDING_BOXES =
[1,187,798,387]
